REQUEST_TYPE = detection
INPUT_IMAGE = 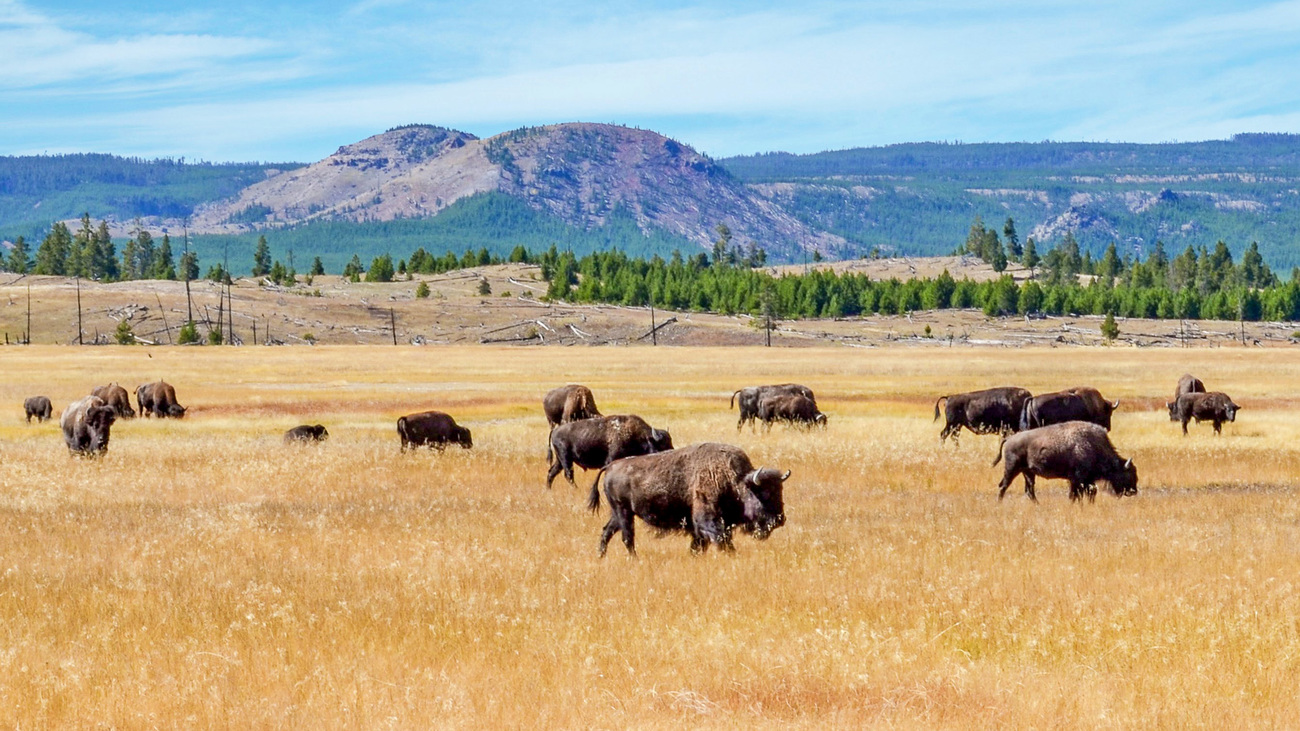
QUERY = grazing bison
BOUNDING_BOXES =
[24,396,53,423]
[1168,375,1208,421]
[284,424,329,443]
[136,381,186,418]
[993,421,1137,503]
[1020,387,1119,431]
[934,386,1032,444]
[543,384,602,428]
[1169,392,1239,435]
[547,415,673,488]
[397,411,472,451]
[60,395,118,456]
[588,443,790,556]
[92,383,136,419]
[543,384,602,461]
[756,392,826,430]
[731,383,816,432]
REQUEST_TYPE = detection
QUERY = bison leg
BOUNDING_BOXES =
[1182,418,1190,435]
[690,533,708,554]
[1213,420,1223,435]
[618,511,636,556]
[545,458,563,489]
[1023,473,1038,503]
[598,517,620,558]
[1086,484,1098,504]
[997,467,1018,501]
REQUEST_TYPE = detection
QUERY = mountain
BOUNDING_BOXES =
[719,133,1300,269]
[191,123,842,261]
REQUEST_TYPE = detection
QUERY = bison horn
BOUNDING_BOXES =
[749,469,763,485]
[781,470,791,481]
[1124,458,1132,469]
[1111,399,1120,409]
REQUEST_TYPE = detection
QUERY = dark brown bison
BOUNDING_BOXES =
[547,415,673,488]
[1167,375,1208,421]
[588,443,790,556]
[24,396,52,423]
[60,395,118,456]
[136,381,186,418]
[934,386,1032,444]
[756,392,826,430]
[284,424,329,443]
[397,411,472,451]
[993,421,1137,503]
[731,383,816,431]
[543,384,602,461]
[1019,387,1119,431]
[92,383,136,419]
[1169,392,1239,435]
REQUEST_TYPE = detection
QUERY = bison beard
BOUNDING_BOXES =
[588,443,789,557]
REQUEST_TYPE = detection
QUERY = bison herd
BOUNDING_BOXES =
[20,371,1242,557]
[934,372,1239,503]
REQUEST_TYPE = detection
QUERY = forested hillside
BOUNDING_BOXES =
[0,154,295,241]
[721,134,1300,269]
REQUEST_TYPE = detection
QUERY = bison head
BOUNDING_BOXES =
[166,404,187,418]
[1226,402,1240,422]
[454,426,473,449]
[85,405,118,454]
[650,428,673,452]
[1108,458,1138,497]
[312,424,329,439]
[1166,401,1179,421]
[813,412,828,427]
[739,467,790,540]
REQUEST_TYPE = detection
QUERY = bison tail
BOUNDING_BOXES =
[587,468,607,513]
[991,435,1007,467]
[396,417,409,451]
[730,390,741,409]
[933,396,947,422]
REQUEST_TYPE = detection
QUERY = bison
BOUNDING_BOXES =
[731,383,816,432]
[543,384,602,461]
[934,386,1032,445]
[24,396,52,423]
[60,395,118,456]
[136,381,186,418]
[756,392,826,430]
[284,424,329,443]
[397,411,472,451]
[1020,387,1119,431]
[1167,375,1208,421]
[547,414,673,488]
[993,421,1137,503]
[92,383,136,419]
[1169,391,1239,435]
[588,443,790,556]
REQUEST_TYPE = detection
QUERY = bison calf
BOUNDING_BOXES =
[285,424,329,443]
[1020,386,1119,432]
[24,396,53,423]
[61,395,118,456]
[993,421,1137,503]
[731,383,816,432]
[398,411,472,451]
[547,414,672,488]
[1168,392,1239,435]
[589,443,789,556]
[757,392,826,431]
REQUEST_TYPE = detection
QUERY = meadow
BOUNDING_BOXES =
[1,344,1299,728]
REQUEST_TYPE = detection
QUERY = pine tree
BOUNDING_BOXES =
[365,254,395,282]
[114,319,135,345]
[1022,238,1040,277]
[1101,311,1120,342]
[6,235,29,273]
[33,222,72,275]
[178,321,200,344]
[310,257,325,276]
[415,281,431,298]
[1003,217,1021,260]
[152,234,176,280]
[93,220,118,281]
[252,236,272,277]
[135,229,155,279]
[180,250,200,281]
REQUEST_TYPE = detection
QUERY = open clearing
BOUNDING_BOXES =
[2,345,1299,727]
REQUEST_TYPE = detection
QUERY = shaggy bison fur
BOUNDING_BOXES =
[398,411,472,451]
[61,395,118,456]
[756,392,826,430]
[546,414,672,488]
[933,386,1032,444]
[993,421,1137,503]
[589,443,790,556]
[1169,392,1239,435]
[136,381,186,418]
[731,384,816,432]
[285,424,329,443]
[24,396,52,423]
[92,383,136,419]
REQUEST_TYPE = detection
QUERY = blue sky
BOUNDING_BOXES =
[4,0,1300,161]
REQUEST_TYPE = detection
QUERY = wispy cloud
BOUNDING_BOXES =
[2,0,1300,159]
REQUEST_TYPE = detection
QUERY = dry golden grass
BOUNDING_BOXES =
[2,345,1299,728]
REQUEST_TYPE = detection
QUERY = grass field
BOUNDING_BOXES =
[2,344,1299,728]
